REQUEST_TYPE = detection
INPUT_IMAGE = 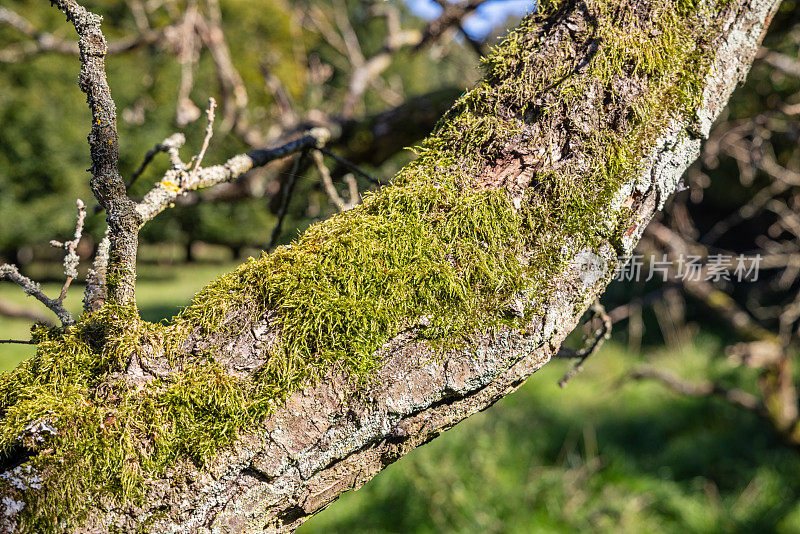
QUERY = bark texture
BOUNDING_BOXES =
[0,0,782,532]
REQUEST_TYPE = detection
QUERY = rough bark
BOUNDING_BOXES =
[0,0,782,531]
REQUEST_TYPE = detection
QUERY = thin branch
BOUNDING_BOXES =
[316,146,386,185]
[174,2,201,126]
[758,48,800,79]
[313,150,354,212]
[268,150,309,250]
[49,199,87,303]
[190,98,217,175]
[557,301,612,387]
[84,231,110,313]
[415,0,490,51]
[0,6,168,63]
[0,339,35,345]
[0,296,53,325]
[629,366,765,414]
[0,265,73,326]
[197,0,249,133]
[135,128,330,224]
[127,133,187,190]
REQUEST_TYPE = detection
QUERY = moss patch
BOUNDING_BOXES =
[0,0,735,529]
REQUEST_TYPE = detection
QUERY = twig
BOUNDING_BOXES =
[0,296,53,325]
[84,231,110,313]
[127,133,186,190]
[0,265,73,326]
[312,150,355,212]
[175,2,201,126]
[316,146,386,185]
[557,301,612,387]
[196,1,249,133]
[0,6,169,63]
[135,128,330,224]
[268,150,309,250]
[49,199,87,303]
[190,98,217,175]
[0,339,35,345]
[629,366,764,414]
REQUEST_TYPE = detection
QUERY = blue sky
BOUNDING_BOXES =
[404,0,534,39]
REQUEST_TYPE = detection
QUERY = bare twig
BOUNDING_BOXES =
[312,150,355,212]
[84,231,110,313]
[557,301,612,387]
[127,133,187,190]
[175,2,201,126]
[268,150,310,250]
[316,146,386,185]
[49,199,87,303]
[0,296,53,325]
[0,6,168,63]
[136,128,330,224]
[0,265,73,326]
[758,48,800,79]
[190,98,217,175]
[0,339,35,345]
[629,366,764,413]
[196,1,250,134]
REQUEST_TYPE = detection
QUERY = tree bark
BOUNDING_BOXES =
[0,0,782,532]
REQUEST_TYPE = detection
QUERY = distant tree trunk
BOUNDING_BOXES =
[0,0,782,532]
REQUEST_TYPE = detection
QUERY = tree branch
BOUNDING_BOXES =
[50,0,140,306]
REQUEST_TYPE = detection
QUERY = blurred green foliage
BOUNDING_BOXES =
[0,0,478,260]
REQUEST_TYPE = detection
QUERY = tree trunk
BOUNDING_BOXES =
[0,0,782,532]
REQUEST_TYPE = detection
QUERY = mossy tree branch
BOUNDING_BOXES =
[0,0,783,531]
[50,0,139,307]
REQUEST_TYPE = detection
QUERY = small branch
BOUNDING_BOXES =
[135,128,330,224]
[316,146,386,185]
[49,199,87,303]
[344,173,360,207]
[190,98,217,175]
[196,2,249,133]
[557,301,612,387]
[629,366,765,414]
[0,296,53,325]
[312,150,355,212]
[268,150,309,250]
[0,339,35,345]
[84,232,110,313]
[758,48,800,79]
[0,6,169,63]
[415,0,489,51]
[127,133,187,190]
[175,2,201,126]
[0,265,74,326]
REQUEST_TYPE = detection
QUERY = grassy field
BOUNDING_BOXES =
[1,262,798,532]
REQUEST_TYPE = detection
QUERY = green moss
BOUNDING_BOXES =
[0,0,736,529]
